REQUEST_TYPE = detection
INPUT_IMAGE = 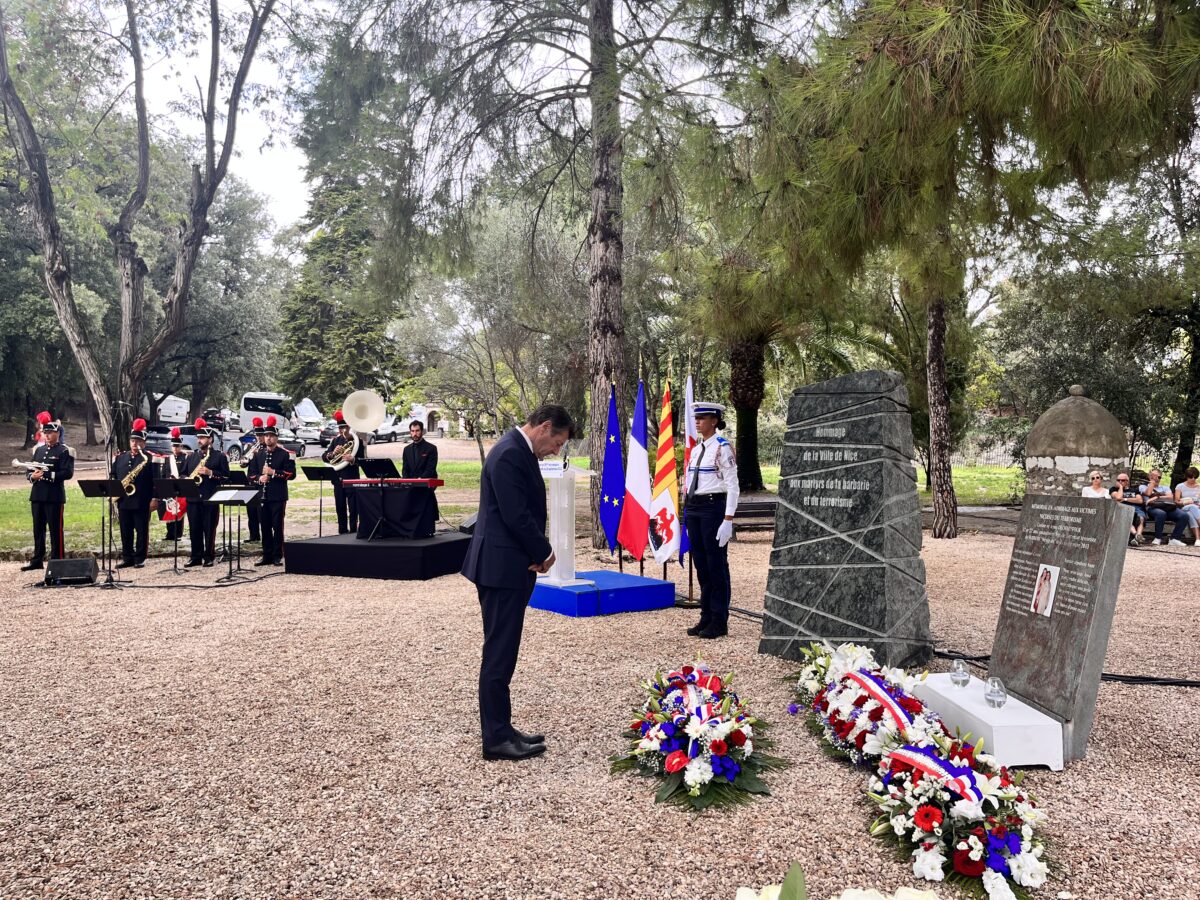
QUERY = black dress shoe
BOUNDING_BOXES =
[482,739,547,762]
[686,621,710,637]
[253,558,272,567]
[134,561,145,568]
[20,561,43,571]
[697,625,728,639]
[116,561,133,569]
[514,728,545,745]
[202,560,214,568]
[270,559,284,566]
[184,560,203,568]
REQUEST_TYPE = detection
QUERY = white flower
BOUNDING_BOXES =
[949,798,986,822]
[893,888,941,900]
[743,739,754,757]
[683,756,713,788]
[803,678,821,693]
[890,814,910,836]
[1009,848,1049,889]
[981,870,1018,900]
[684,717,706,740]
[1015,801,1047,826]
[911,845,946,881]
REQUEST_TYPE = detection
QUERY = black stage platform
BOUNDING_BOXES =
[283,531,471,580]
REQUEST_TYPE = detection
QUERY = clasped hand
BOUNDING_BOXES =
[528,552,556,574]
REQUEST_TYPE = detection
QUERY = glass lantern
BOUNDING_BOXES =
[949,658,970,688]
[985,677,1008,709]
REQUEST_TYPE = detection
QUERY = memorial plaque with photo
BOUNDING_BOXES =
[990,494,1134,761]
[759,370,932,668]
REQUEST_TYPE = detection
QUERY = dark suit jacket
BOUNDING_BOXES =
[461,428,551,589]
[111,449,155,511]
[402,440,438,479]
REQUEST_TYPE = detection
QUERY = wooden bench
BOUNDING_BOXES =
[733,498,777,532]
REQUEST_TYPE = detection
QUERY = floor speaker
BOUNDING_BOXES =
[44,556,99,586]
[459,513,478,535]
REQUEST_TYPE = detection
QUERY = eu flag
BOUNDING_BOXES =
[599,384,625,552]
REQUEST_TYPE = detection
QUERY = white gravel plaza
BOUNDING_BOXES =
[1,532,1197,899]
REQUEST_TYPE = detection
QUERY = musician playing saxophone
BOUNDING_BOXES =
[180,417,229,568]
[248,415,296,566]
[21,411,75,572]
[322,410,363,534]
[111,418,157,569]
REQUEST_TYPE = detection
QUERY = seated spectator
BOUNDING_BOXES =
[1081,471,1109,498]
[1110,472,1146,547]
[1139,468,1189,546]
[1174,465,1200,542]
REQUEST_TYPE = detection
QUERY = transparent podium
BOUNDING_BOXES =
[537,461,595,587]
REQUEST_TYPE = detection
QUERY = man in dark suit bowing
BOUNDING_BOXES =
[461,404,575,762]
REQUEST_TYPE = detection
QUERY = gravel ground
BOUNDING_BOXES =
[1,532,1197,899]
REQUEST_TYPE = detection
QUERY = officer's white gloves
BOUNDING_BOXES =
[717,519,734,547]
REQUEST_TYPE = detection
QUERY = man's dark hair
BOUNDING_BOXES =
[409,420,424,432]
[1188,466,1199,480]
[527,404,575,436]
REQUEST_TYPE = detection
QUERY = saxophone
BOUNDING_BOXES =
[121,450,149,496]
[191,446,211,485]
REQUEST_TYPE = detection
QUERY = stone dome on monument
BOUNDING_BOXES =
[1024,385,1128,496]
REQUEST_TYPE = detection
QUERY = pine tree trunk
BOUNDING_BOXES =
[926,293,958,538]
[728,335,766,492]
[1169,320,1200,486]
[586,0,627,548]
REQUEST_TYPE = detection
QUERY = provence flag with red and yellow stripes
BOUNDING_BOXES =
[648,380,682,564]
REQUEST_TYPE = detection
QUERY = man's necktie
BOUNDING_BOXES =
[688,442,706,499]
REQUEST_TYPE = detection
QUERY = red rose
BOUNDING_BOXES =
[898,696,924,715]
[682,665,694,676]
[664,751,689,773]
[729,730,747,747]
[835,721,854,739]
[953,849,985,878]
[710,739,728,756]
[868,707,884,723]
[913,804,944,832]
[854,731,867,750]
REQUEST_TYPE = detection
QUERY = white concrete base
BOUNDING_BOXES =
[913,673,1064,771]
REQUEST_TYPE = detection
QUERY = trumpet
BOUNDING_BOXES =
[12,457,50,472]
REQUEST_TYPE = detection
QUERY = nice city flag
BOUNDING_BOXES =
[648,381,682,564]
[616,380,651,559]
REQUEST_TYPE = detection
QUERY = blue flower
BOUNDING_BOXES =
[660,722,676,738]
[985,852,1011,877]
[787,703,800,715]
[640,722,652,735]
[726,760,741,779]
[1006,833,1022,855]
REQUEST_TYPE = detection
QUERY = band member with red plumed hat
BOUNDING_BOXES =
[110,418,157,568]
[21,411,75,571]
[321,409,362,534]
[180,417,229,567]
[247,415,295,565]
[238,416,267,542]
[155,426,189,541]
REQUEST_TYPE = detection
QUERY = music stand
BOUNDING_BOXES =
[356,459,398,541]
[302,465,338,536]
[208,488,262,582]
[78,478,124,588]
[221,471,252,560]
[155,478,200,573]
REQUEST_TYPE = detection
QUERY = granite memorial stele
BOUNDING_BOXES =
[759,370,932,668]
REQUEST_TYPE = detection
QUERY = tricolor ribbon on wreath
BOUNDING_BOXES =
[845,669,915,737]
[882,744,985,803]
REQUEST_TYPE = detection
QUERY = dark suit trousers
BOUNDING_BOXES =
[477,578,535,746]
[31,502,65,562]
[332,481,358,534]
[246,503,261,541]
[118,508,151,563]
[187,502,220,563]
[685,500,731,629]
[261,500,287,562]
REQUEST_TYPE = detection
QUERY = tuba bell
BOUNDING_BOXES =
[342,390,387,433]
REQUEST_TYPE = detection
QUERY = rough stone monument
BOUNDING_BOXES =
[759,370,932,668]
[990,494,1133,762]
[1024,385,1128,496]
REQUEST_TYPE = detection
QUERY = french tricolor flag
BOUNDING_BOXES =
[616,380,651,559]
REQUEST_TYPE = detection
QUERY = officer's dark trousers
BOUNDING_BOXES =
[333,481,358,534]
[685,498,731,630]
[186,501,220,563]
[246,503,261,541]
[477,577,534,747]
[118,508,150,563]
[261,500,287,562]
[31,501,65,562]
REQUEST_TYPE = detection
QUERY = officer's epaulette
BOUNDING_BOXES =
[63,444,76,457]
[715,436,730,445]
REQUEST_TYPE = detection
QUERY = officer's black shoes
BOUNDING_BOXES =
[184,559,202,568]
[482,738,547,762]
[116,561,133,569]
[20,560,43,571]
[513,728,545,745]
[253,558,272,567]
[270,560,284,566]
[202,560,214,568]
[686,621,710,637]
[697,625,728,639]
[134,561,145,568]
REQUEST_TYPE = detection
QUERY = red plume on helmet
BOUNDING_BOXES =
[195,418,207,430]
[36,411,52,425]
[252,417,264,428]
[132,418,147,431]
[334,410,345,423]
[266,415,277,427]
[170,427,182,439]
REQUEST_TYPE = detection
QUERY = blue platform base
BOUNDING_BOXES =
[530,569,676,617]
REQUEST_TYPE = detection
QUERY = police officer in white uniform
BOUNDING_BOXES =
[682,401,740,638]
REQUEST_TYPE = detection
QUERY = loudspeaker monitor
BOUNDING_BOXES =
[459,513,478,535]
[44,555,99,586]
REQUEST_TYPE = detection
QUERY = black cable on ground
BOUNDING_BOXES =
[933,648,1200,688]
[28,570,287,591]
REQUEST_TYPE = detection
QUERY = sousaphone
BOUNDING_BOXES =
[329,389,386,471]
